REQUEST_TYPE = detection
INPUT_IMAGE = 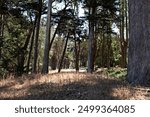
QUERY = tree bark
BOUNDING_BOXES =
[0,14,4,37]
[125,0,129,45]
[33,0,42,73]
[16,26,34,75]
[75,40,80,72]
[0,14,4,59]
[48,17,61,52]
[106,33,112,68]
[26,18,37,73]
[42,0,52,74]
[92,25,97,71]
[88,20,93,73]
[120,0,127,68]
[127,0,150,85]
[101,27,105,67]
[58,32,69,73]
[88,7,96,73]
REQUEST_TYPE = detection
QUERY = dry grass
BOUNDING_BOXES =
[0,72,149,100]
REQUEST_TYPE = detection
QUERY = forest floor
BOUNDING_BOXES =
[0,70,150,100]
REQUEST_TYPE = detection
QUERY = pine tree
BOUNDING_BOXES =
[42,0,52,74]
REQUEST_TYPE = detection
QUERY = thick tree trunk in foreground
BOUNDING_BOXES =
[127,0,150,85]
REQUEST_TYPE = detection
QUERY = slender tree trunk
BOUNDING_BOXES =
[33,0,42,73]
[42,0,52,74]
[88,20,93,73]
[107,34,112,68]
[17,26,34,75]
[50,53,57,70]
[0,14,4,37]
[125,0,129,65]
[0,14,4,59]
[49,18,61,52]
[101,28,105,67]
[22,28,33,50]
[125,0,129,45]
[0,15,2,37]
[78,41,80,68]
[26,30,35,73]
[88,7,96,73]
[48,3,70,53]
[26,18,37,73]
[127,0,150,85]
[120,0,127,68]
[58,32,69,73]
[92,25,97,71]
[75,40,80,72]
[14,18,35,75]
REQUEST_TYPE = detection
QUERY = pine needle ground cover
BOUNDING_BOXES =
[0,72,149,100]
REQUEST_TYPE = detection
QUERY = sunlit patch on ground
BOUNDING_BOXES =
[0,72,149,100]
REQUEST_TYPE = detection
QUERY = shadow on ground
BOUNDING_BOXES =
[0,73,146,100]
[17,77,132,99]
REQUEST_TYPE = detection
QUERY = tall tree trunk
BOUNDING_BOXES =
[48,3,69,54]
[120,0,127,68]
[125,0,129,45]
[42,0,52,74]
[107,34,112,69]
[127,0,150,85]
[88,20,93,73]
[78,41,80,69]
[75,40,80,72]
[33,0,42,73]
[58,32,69,73]
[92,25,97,71]
[16,48,25,75]
[49,17,61,52]
[125,0,129,66]
[26,18,37,73]
[101,27,105,67]
[88,7,96,73]
[17,26,34,75]
[0,14,4,59]
[0,14,4,37]
[50,53,57,70]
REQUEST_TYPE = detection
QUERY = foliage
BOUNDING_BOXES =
[0,0,127,76]
[111,36,121,65]
[107,67,127,79]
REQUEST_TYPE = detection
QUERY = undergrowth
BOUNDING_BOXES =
[106,68,127,80]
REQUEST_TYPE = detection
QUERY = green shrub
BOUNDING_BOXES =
[107,67,127,79]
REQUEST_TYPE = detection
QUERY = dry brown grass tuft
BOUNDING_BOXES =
[0,72,149,100]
